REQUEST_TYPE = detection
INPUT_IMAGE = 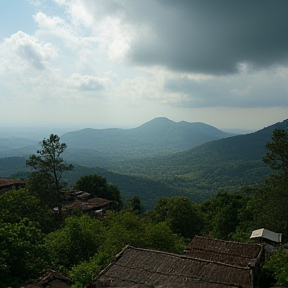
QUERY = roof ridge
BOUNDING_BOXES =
[117,245,252,270]
[193,235,262,247]
[188,247,259,260]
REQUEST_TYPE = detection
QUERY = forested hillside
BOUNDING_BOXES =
[61,117,233,160]
[0,117,232,163]
[0,138,38,158]
[0,157,27,177]
[2,119,287,209]
[6,161,189,210]
[103,119,288,200]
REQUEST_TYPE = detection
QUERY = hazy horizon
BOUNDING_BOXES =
[1,115,276,140]
[1,1,288,132]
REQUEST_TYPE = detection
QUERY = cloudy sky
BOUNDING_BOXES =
[1,0,288,131]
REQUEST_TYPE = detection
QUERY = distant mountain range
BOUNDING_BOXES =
[61,117,234,163]
[0,118,287,209]
[0,118,233,160]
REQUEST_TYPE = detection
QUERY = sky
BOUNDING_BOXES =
[0,0,288,131]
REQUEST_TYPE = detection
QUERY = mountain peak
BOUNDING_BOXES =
[137,117,175,129]
[147,117,174,124]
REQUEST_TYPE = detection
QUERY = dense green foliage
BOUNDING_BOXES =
[152,196,202,239]
[264,248,288,286]
[125,195,144,214]
[45,215,104,269]
[25,172,59,207]
[0,219,46,287]
[62,164,187,210]
[74,174,122,205]
[1,123,288,287]
[0,189,57,233]
[199,191,249,239]
[263,128,288,176]
[44,211,185,287]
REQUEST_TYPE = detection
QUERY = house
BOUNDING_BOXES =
[61,190,91,201]
[0,177,26,194]
[93,245,253,288]
[21,270,74,288]
[184,236,265,287]
[63,196,112,217]
[184,236,264,267]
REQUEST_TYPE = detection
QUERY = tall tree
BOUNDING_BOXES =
[263,127,288,177]
[26,134,74,198]
[199,191,249,240]
[125,195,144,214]
[250,127,288,235]
[26,171,59,207]
[153,196,202,239]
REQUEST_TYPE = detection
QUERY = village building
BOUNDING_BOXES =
[184,236,265,287]
[0,177,26,195]
[61,190,113,217]
[93,245,254,288]
[21,270,74,288]
[184,236,264,267]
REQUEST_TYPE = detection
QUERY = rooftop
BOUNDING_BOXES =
[63,197,112,212]
[0,177,26,188]
[94,245,252,288]
[184,236,264,268]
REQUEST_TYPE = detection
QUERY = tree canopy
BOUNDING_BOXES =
[153,196,202,239]
[74,174,122,207]
[263,128,288,177]
[0,188,57,233]
[26,134,74,193]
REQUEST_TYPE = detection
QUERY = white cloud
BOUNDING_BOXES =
[68,73,113,91]
[1,0,287,130]
[33,12,97,49]
[50,0,140,62]
[0,31,57,73]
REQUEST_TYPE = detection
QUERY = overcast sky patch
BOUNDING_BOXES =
[0,0,287,130]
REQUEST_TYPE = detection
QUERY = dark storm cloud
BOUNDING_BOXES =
[126,0,288,75]
[163,74,288,108]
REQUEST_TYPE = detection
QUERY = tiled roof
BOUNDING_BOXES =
[94,246,251,288]
[64,197,112,211]
[0,177,26,188]
[20,270,73,288]
[184,236,263,268]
